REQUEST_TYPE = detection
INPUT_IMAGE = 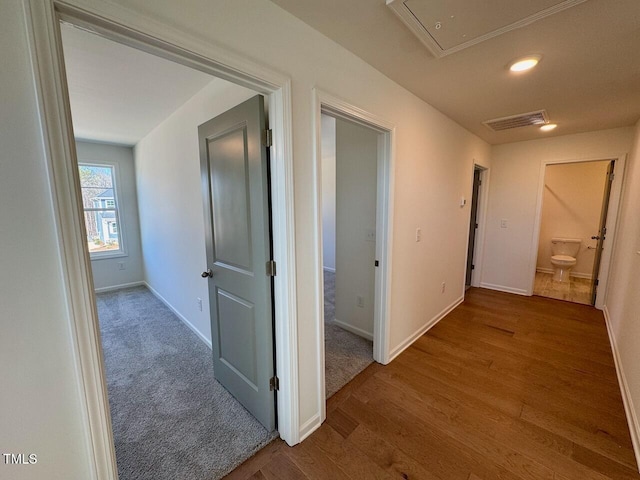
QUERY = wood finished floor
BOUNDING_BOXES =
[225,288,639,480]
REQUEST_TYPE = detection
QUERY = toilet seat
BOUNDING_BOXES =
[551,254,576,266]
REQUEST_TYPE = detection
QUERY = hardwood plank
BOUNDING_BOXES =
[571,443,640,480]
[520,404,636,469]
[361,373,610,480]
[347,423,444,480]
[354,380,556,480]
[392,348,524,417]
[283,435,351,480]
[326,362,384,414]
[373,367,575,458]
[228,288,639,480]
[341,395,524,480]
[325,406,359,439]
[308,424,396,480]
[260,453,308,480]
[224,440,285,480]
[408,334,628,430]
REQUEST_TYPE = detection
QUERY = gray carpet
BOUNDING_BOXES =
[323,270,374,398]
[96,286,276,480]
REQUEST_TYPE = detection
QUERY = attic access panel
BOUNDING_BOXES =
[387,0,588,57]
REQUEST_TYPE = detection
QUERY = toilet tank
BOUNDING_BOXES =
[551,238,581,257]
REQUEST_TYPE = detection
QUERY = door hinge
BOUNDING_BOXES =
[595,279,599,286]
[609,172,615,181]
[269,376,279,391]
[475,223,479,229]
[263,129,273,147]
[471,264,475,270]
[375,260,379,267]
[266,260,277,277]
[478,179,482,185]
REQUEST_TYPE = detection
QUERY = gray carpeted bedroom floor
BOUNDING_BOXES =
[96,287,276,480]
[97,275,372,479]
[323,270,374,398]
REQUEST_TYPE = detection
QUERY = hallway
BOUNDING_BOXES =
[227,288,638,479]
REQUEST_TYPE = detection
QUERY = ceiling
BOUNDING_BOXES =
[270,0,640,144]
[60,23,216,146]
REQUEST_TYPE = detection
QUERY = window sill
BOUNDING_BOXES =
[90,252,128,261]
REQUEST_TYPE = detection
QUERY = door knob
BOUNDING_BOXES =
[201,269,214,278]
[591,235,601,240]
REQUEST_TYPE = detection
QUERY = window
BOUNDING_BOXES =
[79,163,124,257]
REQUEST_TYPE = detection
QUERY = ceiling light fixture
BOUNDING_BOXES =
[540,123,557,132]
[509,55,542,72]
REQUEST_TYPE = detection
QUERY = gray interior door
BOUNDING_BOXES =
[590,160,615,305]
[199,95,275,431]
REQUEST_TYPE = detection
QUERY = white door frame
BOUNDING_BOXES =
[311,89,395,428]
[23,1,299,478]
[463,163,490,290]
[527,154,627,309]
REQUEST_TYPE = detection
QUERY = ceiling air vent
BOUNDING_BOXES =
[483,110,549,132]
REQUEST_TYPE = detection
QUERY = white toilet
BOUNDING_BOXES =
[550,238,581,282]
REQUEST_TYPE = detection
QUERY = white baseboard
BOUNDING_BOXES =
[143,282,212,349]
[333,318,373,341]
[299,413,321,442]
[479,283,529,296]
[535,267,592,280]
[388,295,464,363]
[94,281,145,293]
[603,305,640,472]
[323,266,336,273]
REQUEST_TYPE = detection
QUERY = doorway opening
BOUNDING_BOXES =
[313,90,394,425]
[320,112,376,398]
[465,165,486,289]
[59,21,279,479]
[533,159,615,305]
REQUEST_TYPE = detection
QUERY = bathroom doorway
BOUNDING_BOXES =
[533,159,614,305]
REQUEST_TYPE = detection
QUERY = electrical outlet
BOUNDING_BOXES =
[441,282,446,293]
[197,298,202,311]
[416,228,422,242]
[118,262,125,270]
[356,295,364,308]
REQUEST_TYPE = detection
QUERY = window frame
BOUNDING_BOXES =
[78,161,128,260]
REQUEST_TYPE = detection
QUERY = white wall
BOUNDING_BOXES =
[321,114,336,271]
[135,78,256,345]
[482,127,634,294]
[75,141,144,290]
[536,160,610,277]
[334,118,378,339]
[606,120,640,457]
[8,0,492,463]
[0,1,92,479]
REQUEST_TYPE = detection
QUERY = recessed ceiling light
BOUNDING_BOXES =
[509,55,542,72]
[540,123,557,132]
